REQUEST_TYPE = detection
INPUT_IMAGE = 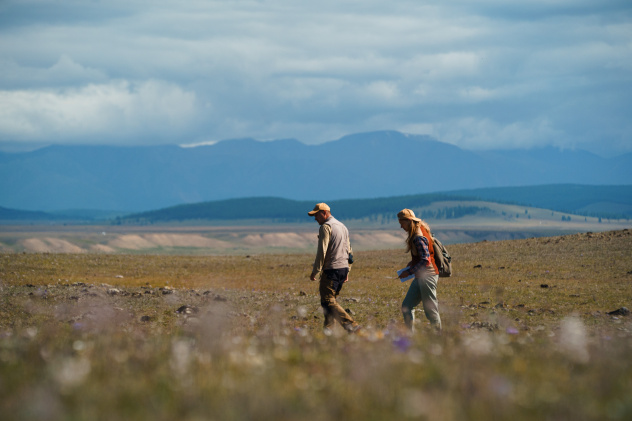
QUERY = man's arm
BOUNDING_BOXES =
[310,224,331,280]
[348,239,353,267]
[344,238,353,282]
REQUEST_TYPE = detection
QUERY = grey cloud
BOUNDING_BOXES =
[0,80,199,143]
[0,0,130,29]
[0,56,108,89]
[0,0,630,154]
[443,0,632,20]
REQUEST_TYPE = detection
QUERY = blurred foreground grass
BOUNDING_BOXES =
[1,229,631,420]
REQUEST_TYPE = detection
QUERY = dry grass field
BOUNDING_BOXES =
[1,229,631,420]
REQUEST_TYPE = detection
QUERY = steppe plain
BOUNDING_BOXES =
[1,219,631,420]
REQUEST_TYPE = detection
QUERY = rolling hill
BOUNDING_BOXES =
[2,184,631,224]
[118,185,632,224]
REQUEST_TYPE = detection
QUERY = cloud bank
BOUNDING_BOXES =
[0,0,630,154]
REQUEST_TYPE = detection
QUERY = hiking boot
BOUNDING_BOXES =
[346,324,362,334]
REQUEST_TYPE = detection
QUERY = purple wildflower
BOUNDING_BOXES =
[392,336,411,352]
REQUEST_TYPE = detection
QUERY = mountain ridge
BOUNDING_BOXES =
[1,130,630,212]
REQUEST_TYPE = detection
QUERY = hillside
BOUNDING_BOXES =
[0,206,60,221]
[119,185,632,224]
[2,184,630,225]
[1,131,631,212]
[447,184,632,219]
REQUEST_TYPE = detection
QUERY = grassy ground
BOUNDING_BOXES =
[1,229,631,420]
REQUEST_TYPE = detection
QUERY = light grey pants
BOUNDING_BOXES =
[402,271,441,331]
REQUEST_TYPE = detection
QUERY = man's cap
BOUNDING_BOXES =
[308,202,331,216]
[397,208,421,222]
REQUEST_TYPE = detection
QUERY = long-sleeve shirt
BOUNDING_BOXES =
[407,235,434,275]
[311,216,352,279]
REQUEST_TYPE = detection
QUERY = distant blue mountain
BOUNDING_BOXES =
[0,206,60,221]
[0,130,630,212]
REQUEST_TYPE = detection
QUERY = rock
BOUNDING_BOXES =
[107,288,121,296]
[467,321,499,331]
[140,315,153,322]
[176,305,199,315]
[607,307,630,316]
[299,290,307,296]
[213,294,227,302]
[540,284,549,288]
[473,264,482,268]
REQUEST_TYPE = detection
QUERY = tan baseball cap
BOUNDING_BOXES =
[397,208,421,222]
[308,202,331,216]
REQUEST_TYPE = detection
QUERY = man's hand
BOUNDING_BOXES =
[310,275,316,281]
[343,275,349,283]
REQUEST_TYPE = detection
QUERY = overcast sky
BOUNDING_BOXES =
[1,0,631,155]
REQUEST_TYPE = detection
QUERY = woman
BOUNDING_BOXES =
[397,209,442,331]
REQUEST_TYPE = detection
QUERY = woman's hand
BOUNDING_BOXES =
[398,270,409,279]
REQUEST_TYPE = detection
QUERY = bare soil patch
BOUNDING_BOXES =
[242,232,316,248]
[20,237,86,253]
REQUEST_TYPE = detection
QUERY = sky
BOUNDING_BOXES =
[0,0,631,155]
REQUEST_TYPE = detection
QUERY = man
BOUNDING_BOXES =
[308,203,361,333]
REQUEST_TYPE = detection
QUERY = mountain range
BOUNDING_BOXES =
[1,131,631,212]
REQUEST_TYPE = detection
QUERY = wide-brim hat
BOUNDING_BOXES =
[308,202,331,216]
[397,208,421,222]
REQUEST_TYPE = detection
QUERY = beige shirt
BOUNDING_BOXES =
[311,216,353,279]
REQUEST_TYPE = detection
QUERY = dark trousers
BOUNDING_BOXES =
[319,268,357,330]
